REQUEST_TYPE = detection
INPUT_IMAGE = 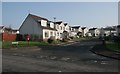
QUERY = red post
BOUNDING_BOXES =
[26,35,30,46]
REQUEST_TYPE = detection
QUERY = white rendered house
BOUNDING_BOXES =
[19,14,57,41]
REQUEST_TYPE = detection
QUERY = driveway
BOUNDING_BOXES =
[2,39,119,72]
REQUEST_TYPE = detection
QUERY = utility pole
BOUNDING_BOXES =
[53,17,56,28]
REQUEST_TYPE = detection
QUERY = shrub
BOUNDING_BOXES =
[47,36,55,44]
[113,36,120,43]
[61,38,68,42]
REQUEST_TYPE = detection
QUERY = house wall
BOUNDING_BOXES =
[0,29,3,33]
[69,32,77,37]
[65,25,70,32]
[43,29,56,40]
[82,28,88,37]
[19,15,43,39]
[89,29,100,37]
[89,30,95,36]
[95,29,100,36]
[55,22,65,39]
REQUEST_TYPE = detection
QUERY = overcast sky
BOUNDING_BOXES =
[2,2,118,29]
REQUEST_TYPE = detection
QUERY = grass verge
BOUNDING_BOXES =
[2,41,48,49]
[106,42,120,53]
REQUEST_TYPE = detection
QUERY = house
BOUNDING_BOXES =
[63,23,70,39]
[89,28,100,37]
[81,27,89,37]
[70,26,82,37]
[0,26,19,34]
[117,25,120,36]
[0,26,5,33]
[54,21,66,40]
[71,26,82,32]
[100,27,117,37]
[19,14,57,41]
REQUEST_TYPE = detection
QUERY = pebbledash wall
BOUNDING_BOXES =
[2,33,16,41]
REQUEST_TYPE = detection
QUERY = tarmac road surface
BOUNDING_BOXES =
[2,40,119,72]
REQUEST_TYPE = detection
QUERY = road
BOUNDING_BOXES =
[2,39,119,72]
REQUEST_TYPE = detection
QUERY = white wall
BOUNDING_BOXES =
[95,29,100,36]
[55,22,65,39]
[65,25,70,32]
[83,28,89,36]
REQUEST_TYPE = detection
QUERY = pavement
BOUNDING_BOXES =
[2,39,119,72]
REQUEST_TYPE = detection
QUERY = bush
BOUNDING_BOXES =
[47,36,55,44]
[113,36,120,43]
[61,38,68,42]
[104,36,111,41]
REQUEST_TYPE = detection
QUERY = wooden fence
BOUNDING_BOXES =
[2,33,16,41]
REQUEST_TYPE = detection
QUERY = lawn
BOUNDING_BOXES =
[106,42,120,53]
[2,41,48,49]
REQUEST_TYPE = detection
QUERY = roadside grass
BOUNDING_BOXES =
[106,42,120,53]
[2,41,48,49]
[52,40,62,44]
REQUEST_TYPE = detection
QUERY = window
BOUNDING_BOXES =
[51,32,53,36]
[57,25,59,29]
[57,32,59,36]
[61,26,62,30]
[63,27,65,30]
[60,33,62,38]
[45,32,49,37]
[54,32,56,36]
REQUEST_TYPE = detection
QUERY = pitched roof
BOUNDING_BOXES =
[103,27,116,31]
[41,26,57,31]
[64,23,68,26]
[89,28,97,30]
[81,27,86,30]
[29,14,57,31]
[54,21,62,24]
[72,26,80,29]
[29,14,48,21]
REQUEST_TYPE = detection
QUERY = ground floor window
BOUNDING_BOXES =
[45,31,49,37]
[60,33,62,38]
[57,32,59,36]
[54,32,56,36]
[50,32,53,36]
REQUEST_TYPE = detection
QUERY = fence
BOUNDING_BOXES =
[2,33,16,41]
